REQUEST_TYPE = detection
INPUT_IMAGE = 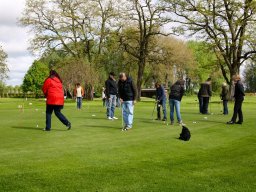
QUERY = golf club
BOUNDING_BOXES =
[151,101,157,121]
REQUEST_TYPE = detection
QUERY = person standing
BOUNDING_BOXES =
[169,80,185,125]
[102,87,106,107]
[42,70,71,131]
[221,82,229,115]
[197,84,203,113]
[118,73,137,131]
[200,78,212,114]
[74,83,84,110]
[105,72,118,120]
[155,82,167,121]
[227,75,245,125]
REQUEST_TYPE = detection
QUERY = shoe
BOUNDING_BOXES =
[227,121,235,124]
[67,122,71,130]
[108,117,113,120]
[235,122,243,125]
[170,121,174,125]
[178,121,183,125]
[162,118,167,121]
[113,117,118,120]
[155,118,161,121]
[43,128,50,131]
[122,127,128,131]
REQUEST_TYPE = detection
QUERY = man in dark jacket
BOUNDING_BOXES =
[169,80,185,125]
[105,72,118,120]
[221,82,229,115]
[227,75,245,125]
[155,82,167,121]
[200,78,212,114]
[118,73,137,131]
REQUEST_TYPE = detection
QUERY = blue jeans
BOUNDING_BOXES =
[46,105,69,130]
[169,99,182,122]
[107,94,117,118]
[157,99,167,119]
[77,97,82,109]
[122,101,134,128]
[223,100,228,115]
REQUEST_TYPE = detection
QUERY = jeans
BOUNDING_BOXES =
[107,94,117,118]
[169,99,182,122]
[122,101,134,128]
[46,105,70,130]
[202,97,210,114]
[157,99,167,120]
[231,99,243,123]
[198,96,203,113]
[77,97,82,109]
[223,100,228,115]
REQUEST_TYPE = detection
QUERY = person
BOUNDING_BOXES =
[155,82,167,121]
[200,78,212,114]
[74,83,84,110]
[169,80,185,125]
[118,73,137,131]
[105,72,118,120]
[221,82,229,115]
[227,75,245,125]
[197,84,203,113]
[42,70,71,131]
[102,87,106,107]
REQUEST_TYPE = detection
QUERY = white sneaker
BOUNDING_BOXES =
[113,117,118,120]
[107,117,113,120]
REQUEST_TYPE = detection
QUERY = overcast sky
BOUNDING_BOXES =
[0,0,35,86]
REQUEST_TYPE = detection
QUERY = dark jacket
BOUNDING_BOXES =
[105,78,118,98]
[118,77,137,101]
[156,85,166,101]
[221,86,229,101]
[200,82,212,97]
[234,80,245,101]
[169,83,185,101]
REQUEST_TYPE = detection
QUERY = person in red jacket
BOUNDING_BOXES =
[42,70,71,131]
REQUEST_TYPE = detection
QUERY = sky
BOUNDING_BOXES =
[0,0,35,86]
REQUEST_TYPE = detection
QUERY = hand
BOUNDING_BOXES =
[120,99,124,103]
[133,100,136,105]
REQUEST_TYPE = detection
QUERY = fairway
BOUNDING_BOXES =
[0,97,255,192]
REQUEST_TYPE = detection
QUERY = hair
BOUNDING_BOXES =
[109,72,115,77]
[207,78,212,82]
[175,79,185,86]
[119,72,126,79]
[76,83,81,86]
[155,82,161,87]
[49,70,62,82]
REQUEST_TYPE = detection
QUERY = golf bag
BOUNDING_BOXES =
[179,126,191,141]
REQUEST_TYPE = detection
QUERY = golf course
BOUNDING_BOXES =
[0,97,255,192]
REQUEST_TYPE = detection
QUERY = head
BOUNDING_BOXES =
[176,79,185,86]
[222,82,227,87]
[232,74,241,83]
[206,78,212,83]
[119,72,127,82]
[155,82,161,88]
[109,72,115,79]
[49,70,62,82]
[76,83,81,87]
[102,87,105,91]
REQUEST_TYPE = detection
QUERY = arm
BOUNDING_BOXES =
[180,86,185,100]
[238,82,245,96]
[158,86,165,101]
[81,87,85,97]
[131,81,138,101]
[42,78,50,97]
[208,85,212,97]
[105,80,110,99]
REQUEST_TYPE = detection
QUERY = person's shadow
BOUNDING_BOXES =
[11,126,66,131]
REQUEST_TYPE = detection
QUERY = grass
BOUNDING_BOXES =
[0,96,255,192]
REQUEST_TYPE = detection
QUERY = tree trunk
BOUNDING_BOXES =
[136,59,146,101]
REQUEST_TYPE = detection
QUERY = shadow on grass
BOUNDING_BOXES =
[84,124,122,130]
[11,126,66,131]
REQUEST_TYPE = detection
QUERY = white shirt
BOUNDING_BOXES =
[76,87,82,97]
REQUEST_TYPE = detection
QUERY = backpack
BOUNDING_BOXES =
[179,126,191,141]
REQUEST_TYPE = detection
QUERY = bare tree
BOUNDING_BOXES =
[164,0,256,84]
[119,0,170,100]
[0,46,8,81]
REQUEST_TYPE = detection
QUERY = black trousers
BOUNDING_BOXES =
[231,99,243,123]
[46,105,70,130]
[202,97,210,114]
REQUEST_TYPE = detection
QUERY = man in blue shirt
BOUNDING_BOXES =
[155,82,167,121]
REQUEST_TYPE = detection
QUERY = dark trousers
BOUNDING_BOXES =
[202,97,210,114]
[46,105,70,130]
[231,100,243,123]
[223,100,228,115]
[198,96,203,113]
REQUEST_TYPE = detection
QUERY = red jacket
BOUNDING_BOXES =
[42,77,64,105]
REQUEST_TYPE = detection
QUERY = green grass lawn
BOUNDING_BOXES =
[0,97,255,192]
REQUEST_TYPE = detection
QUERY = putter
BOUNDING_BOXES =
[151,102,157,121]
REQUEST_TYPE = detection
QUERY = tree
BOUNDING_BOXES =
[119,0,170,100]
[22,60,49,98]
[243,60,256,92]
[164,0,256,85]
[0,45,8,81]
